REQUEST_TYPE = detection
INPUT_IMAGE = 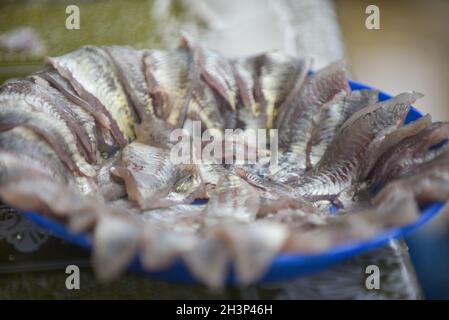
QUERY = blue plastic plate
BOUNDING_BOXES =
[20,79,444,284]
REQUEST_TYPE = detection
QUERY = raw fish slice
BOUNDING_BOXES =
[140,227,200,270]
[294,92,422,198]
[235,107,266,131]
[103,45,155,121]
[0,127,72,183]
[358,192,420,228]
[332,181,372,210]
[0,152,52,184]
[180,34,237,111]
[370,121,449,186]
[93,215,140,281]
[104,46,176,150]
[308,89,379,168]
[35,68,111,130]
[232,54,267,129]
[266,208,328,229]
[374,149,449,205]
[258,196,324,217]
[207,129,265,166]
[0,79,96,162]
[182,235,229,288]
[143,48,193,127]
[214,222,288,284]
[198,163,229,186]
[232,56,258,117]
[0,101,95,176]
[275,61,350,172]
[206,173,260,224]
[36,68,119,157]
[47,45,137,145]
[233,165,294,198]
[140,204,206,232]
[233,54,310,130]
[259,54,311,128]
[108,197,141,215]
[197,163,230,197]
[0,176,103,232]
[267,154,305,184]
[96,153,126,201]
[134,120,175,149]
[111,142,200,209]
[285,192,418,253]
[397,143,449,177]
[111,142,177,209]
[360,114,432,180]
[0,128,97,195]
[172,164,206,200]
[187,58,226,132]
[30,75,99,163]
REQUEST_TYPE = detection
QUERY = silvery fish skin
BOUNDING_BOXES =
[232,54,266,129]
[233,165,294,198]
[232,54,311,130]
[197,163,230,186]
[274,61,350,173]
[111,142,177,209]
[103,45,155,121]
[196,163,231,197]
[188,90,224,132]
[374,171,449,206]
[259,54,311,129]
[36,68,118,158]
[36,68,112,131]
[0,79,96,162]
[307,89,379,169]
[30,75,99,163]
[0,100,95,177]
[359,114,431,180]
[374,148,449,206]
[0,127,97,195]
[47,45,137,145]
[0,127,72,184]
[181,35,237,111]
[187,59,226,132]
[293,92,421,198]
[105,47,176,149]
[206,173,260,224]
[398,142,449,175]
[369,121,449,186]
[232,56,257,116]
[0,156,66,219]
[143,48,192,127]
[0,151,55,184]
[133,117,175,149]
[172,164,205,200]
[111,142,199,209]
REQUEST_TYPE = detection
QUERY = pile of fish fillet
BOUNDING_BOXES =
[1,36,449,288]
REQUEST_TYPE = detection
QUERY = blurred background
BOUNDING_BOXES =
[0,0,448,299]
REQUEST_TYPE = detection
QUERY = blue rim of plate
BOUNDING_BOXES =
[19,78,444,285]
